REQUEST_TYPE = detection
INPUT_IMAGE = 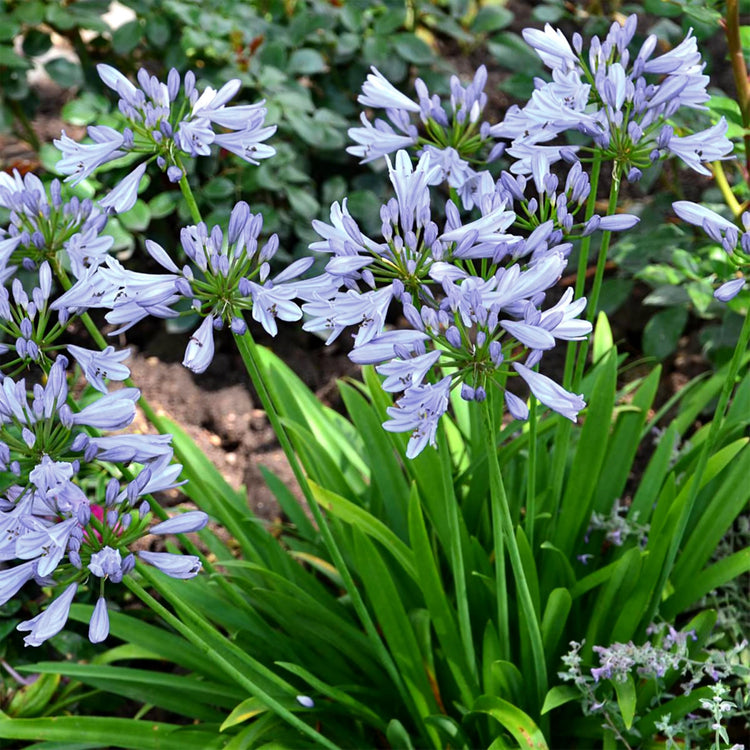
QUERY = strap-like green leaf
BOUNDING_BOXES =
[0,716,227,749]
[472,695,549,749]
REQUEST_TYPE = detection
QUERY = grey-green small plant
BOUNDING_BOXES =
[560,624,749,749]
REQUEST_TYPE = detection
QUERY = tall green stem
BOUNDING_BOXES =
[564,152,603,389]
[178,168,203,224]
[525,395,538,548]
[549,153,604,519]
[572,169,622,388]
[483,400,547,710]
[643,308,750,630]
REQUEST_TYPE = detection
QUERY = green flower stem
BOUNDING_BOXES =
[572,169,622,388]
[526,395,538,548]
[483,399,547,710]
[439,436,478,678]
[233,329,416,723]
[125,569,339,750]
[549,153,603,523]
[564,152,603,389]
[178,166,203,224]
[711,160,743,217]
[643,307,750,630]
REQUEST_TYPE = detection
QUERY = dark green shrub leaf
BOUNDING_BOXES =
[374,9,406,35]
[61,92,109,126]
[471,6,513,32]
[288,48,327,75]
[119,199,151,232]
[22,29,52,58]
[0,46,29,69]
[532,4,565,23]
[112,19,144,55]
[259,41,287,69]
[44,58,83,88]
[202,176,235,201]
[286,185,319,219]
[340,4,362,32]
[148,191,179,219]
[45,3,78,29]
[643,307,688,360]
[498,73,536,100]
[643,0,682,16]
[146,15,171,47]
[391,33,434,64]
[488,32,542,73]
[13,1,45,26]
[643,285,691,306]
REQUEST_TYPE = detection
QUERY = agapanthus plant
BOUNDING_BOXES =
[0,355,205,646]
[672,201,749,301]
[54,65,276,212]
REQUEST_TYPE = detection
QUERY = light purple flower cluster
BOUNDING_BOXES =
[54,65,276,213]
[0,354,206,646]
[54,201,335,374]
[0,170,111,276]
[492,15,732,180]
[0,172,122,375]
[348,65,500,202]
[489,153,639,238]
[305,149,592,457]
[672,201,749,301]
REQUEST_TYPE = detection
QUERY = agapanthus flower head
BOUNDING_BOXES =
[304,149,520,348]
[496,15,731,180]
[0,169,111,274]
[96,201,330,373]
[54,65,276,209]
[489,157,638,241]
[348,66,499,201]
[308,159,592,456]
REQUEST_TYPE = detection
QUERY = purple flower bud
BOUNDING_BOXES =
[77,504,91,526]
[167,166,183,183]
[138,550,202,579]
[582,215,601,236]
[150,510,209,535]
[505,391,528,420]
[598,214,640,231]
[460,383,475,401]
[89,597,109,643]
[626,167,642,183]
[714,278,745,302]
[559,148,578,164]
